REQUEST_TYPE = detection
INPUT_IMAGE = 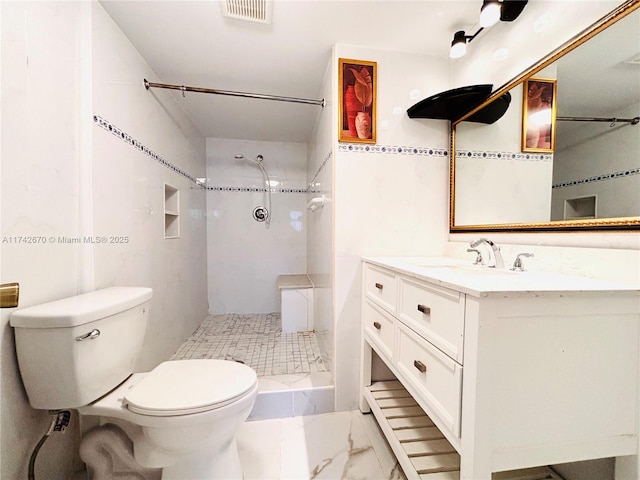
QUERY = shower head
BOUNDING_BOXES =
[232,152,272,228]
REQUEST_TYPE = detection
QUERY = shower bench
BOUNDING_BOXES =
[277,274,314,333]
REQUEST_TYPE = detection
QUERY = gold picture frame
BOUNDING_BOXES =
[338,58,377,143]
[521,78,557,153]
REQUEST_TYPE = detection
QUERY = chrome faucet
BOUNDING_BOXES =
[466,248,483,265]
[511,252,534,271]
[469,238,505,269]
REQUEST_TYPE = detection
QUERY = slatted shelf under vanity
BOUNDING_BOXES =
[364,381,565,480]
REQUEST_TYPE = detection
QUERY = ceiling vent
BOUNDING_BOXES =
[220,0,272,24]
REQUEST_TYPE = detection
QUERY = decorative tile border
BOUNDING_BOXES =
[207,186,308,194]
[209,149,333,195]
[552,167,640,189]
[338,143,448,157]
[93,114,204,187]
[455,149,553,162]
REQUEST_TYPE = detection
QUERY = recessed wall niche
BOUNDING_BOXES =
[164,183,180,238]
[564,195,596,220]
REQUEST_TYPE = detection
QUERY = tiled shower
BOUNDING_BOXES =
[197,137,333,385]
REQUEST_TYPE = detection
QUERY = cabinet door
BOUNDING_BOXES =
[398,276,465,363]
[364,263,397,314]
[396,322,463,438]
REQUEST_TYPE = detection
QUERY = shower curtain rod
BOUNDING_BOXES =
[557,115,640,125]
[144,79,326,107]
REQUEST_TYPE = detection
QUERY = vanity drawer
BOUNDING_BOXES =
[364,263,397,314]
[398,276,465,363]
[396,322,462,438]
[363,299,395,361]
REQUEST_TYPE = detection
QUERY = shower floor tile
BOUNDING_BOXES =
[171,313,332,377]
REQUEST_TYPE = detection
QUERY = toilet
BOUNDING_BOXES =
[10,287,257,479]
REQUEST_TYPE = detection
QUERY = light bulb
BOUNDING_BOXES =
[450,42,467,59]
[450,31,467,59]
[480,0,501,28]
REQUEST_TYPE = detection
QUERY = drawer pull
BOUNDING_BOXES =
[414,360,427,373]
[375,282,383,290]
[373,321,381,330]
[417,304,431,315]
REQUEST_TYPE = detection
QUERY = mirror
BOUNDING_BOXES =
[451,2,640,232]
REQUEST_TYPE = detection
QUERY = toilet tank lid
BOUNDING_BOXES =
[10,287,153,328]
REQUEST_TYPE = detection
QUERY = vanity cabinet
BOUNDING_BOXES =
[360,258,640,480]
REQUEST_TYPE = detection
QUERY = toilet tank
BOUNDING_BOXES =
[10,287,153,410]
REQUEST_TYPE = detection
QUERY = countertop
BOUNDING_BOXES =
[363,256,640,298]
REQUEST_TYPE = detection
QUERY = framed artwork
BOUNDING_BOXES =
[338,58,377,143]
[521,78,557,153]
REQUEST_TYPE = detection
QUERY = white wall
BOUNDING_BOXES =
[332,46,451,411]
[0,3,208,478]
[452,1,625,89]
[206,138,307,314]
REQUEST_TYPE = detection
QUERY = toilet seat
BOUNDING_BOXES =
[123,359,257,416]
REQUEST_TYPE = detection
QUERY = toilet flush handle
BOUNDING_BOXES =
[75,329,101,341]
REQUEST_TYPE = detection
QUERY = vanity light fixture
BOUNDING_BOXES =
[450,30,470,59]
[449,0,528,59]
[449,28,486,59]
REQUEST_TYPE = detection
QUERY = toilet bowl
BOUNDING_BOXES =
[9,287,257,479]
[80,359,258,479]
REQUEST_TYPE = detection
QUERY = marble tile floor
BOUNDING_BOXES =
[237,410,407,480]
[73,410,404,480]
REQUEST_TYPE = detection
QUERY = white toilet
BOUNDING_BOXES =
[10,287,258,479]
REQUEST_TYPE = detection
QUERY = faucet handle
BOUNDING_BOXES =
[466,248,483,265]
[511,253,534,271]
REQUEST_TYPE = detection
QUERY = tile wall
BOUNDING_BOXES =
[1,4,83,478]
[332,46,452,411]
[205,138,308,314]
[91,2,208,370]
[1,3,208,479]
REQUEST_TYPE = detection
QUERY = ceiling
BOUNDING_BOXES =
[100,0,479,144]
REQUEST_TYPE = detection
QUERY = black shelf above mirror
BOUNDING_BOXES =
[465,91,512,124]
[407,84,493,121]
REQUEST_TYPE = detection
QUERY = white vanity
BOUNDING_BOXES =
[359,257,640,480]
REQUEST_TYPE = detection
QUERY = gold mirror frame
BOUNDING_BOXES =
[450,1,640,233]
